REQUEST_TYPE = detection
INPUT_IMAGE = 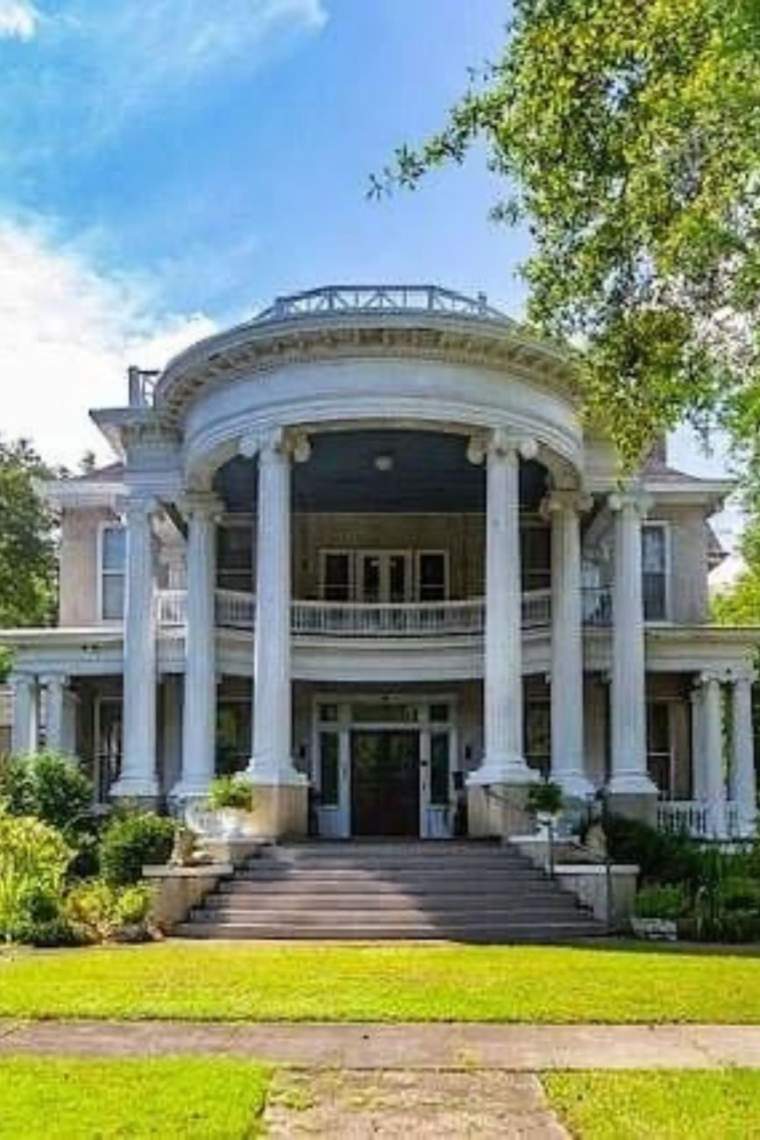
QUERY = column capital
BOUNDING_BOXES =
[608,488,653,516]
[697,669,729,688]
[467,428,538,466]
[239,426,311,464]
[40,673,69,689]
[540,488,593,520]
[179,491,223,523]
[8,672,36,689]
[120,494,160,524]
[729,667,756,687]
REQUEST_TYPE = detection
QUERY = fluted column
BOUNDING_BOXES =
[731,673,756,837]
[174,492,222,799]
[112,496,159,799]
[543,490,593,799]
[607,490,657,811]
[468,429,536,785]
[10,673,38,755]
[242,427,309,786]
[700,672,727,836]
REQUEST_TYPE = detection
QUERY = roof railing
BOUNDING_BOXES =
[251,285,511,326]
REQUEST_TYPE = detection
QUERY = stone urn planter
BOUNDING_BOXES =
[189,775,267,840]
[630,916,678,942]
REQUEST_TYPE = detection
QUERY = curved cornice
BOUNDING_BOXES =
[154,314,577,427]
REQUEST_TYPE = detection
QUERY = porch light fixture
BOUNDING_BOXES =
[374,454,394,472]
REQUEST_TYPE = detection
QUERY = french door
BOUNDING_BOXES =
[356,550,411,603]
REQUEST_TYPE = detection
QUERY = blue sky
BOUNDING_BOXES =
[0,0,736,556]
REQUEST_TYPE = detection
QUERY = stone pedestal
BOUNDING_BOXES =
[252,784,309,839]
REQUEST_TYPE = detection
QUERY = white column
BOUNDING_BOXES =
[607,490,657,798]
[10,673,38,755]
[468,429,536,785]
[731,673,756,837]
[42,674,68,753]
[690,682,707,798]
[544,490,593,799]
[174,493,221,799]
[243,428,308,785]
[112,497,159,799]
[700,672,727,836]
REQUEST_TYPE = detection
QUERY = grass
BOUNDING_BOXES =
[3,940,760,1022]
[545,1070,760,1139]
[0,1056,272,1138]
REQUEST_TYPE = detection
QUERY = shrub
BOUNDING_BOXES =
[0,811,72,942]
[99,812,175,886]
[64,879,153,943]
[603,814,704,888]
[207,774,255,811]
[633,883,688,920]
[0,751,93,832]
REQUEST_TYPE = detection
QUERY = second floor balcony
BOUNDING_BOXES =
[156,585,614,637]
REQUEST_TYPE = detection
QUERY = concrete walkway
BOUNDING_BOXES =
[2,1020,760,1069]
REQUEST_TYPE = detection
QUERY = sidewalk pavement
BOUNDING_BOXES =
[2,1020,760,1069]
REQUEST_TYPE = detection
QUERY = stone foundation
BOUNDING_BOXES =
[252,783,308,839]
[467,783,532,839]
[606,791,658,828]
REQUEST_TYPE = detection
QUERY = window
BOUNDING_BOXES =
[647,702,672,796]
[417,552,448,601]
[217,524,253,593]
[522,526,551,592]
[642,524,668,621]
[319,731,340,805]
[524,702,550,778]
[95,697,122,803]
[101,525,126,620]
[321,552,351,601]
[216,701,251,775]
[430,732,451,805]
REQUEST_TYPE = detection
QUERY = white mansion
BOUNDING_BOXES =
[3,285,757,841]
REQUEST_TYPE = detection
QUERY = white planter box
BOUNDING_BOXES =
[631,916,678,942]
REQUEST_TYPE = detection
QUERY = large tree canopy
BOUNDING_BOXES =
[0,438,58,631]
[375,0,760,475]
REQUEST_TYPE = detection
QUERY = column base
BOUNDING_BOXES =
[110,773,160,808]
[245,782,308,839]
[467,782,535,839]
[605,775,658,828]
[467,757,538,788]
[554,772,595,802]
[171,778,213,803]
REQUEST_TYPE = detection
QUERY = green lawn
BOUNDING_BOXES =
[545,1070,760,1139]
[3,940,760,1022]
[0,1057,271,1138]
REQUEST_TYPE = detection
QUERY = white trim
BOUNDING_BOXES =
[312,692,459,839]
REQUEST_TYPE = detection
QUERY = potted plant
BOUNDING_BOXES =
[205,775,259,839]
[526,780,563,877]
[631,883,686,941]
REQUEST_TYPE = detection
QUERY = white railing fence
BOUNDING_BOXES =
[155,586,614,636]
[657,800,743,840]
[252,285,510,326]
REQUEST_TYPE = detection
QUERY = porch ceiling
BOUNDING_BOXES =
[215,429,549,513]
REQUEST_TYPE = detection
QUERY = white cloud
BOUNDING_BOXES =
[0,218,218,467]
[67,0,328,129]
[0,0,39,40]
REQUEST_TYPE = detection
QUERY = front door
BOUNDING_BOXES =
[351,730,420,836]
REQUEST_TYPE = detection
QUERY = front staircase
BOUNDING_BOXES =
[176,842,607,942]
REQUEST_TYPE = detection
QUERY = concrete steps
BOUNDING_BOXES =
[176,841,607,943]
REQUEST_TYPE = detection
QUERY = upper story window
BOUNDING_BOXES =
[217,524,253,593]
[100,525,126,621]
[642,523,668,621]
[521,526,551,592]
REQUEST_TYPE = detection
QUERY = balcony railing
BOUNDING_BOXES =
[657,800,741,839]
[156,586,614,636]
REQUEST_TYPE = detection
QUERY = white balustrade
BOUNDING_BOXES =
[657,800,741,840]
[156,587,607,637]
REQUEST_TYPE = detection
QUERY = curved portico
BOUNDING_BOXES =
[10,286,752,843]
